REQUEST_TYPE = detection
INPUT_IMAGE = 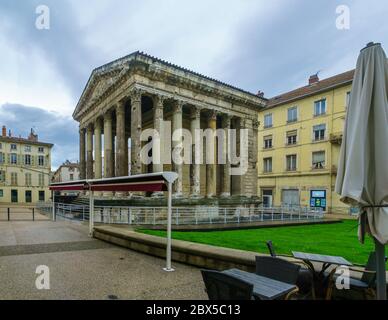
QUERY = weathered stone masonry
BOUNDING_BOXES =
[73,51,266,200]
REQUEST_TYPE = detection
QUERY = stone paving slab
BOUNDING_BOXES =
[0,220,206,300]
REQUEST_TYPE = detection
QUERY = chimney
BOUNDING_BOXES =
[309,74,319,85]
[28,128,38,142]
[1,126,5,137]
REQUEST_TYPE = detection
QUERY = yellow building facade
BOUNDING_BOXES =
[257,70,354,213]
[0,127,53,204]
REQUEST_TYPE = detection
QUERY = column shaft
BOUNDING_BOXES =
[116,101,128,177]
[94,119,102,179]
[104,112,114,178]
[86,125,94,179]
[206,111,217,197]
[221,114,231,197]
[131,90,142,175]
[79,128,86,179]
[153,95,164,173]
[190,107,201,197]
[172,101,183,197]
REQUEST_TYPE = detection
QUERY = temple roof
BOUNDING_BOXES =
[73,51,267,120]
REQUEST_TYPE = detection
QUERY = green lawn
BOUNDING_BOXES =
[138,220,386,267]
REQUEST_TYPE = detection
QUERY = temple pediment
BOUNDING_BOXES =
[73,51,267,121]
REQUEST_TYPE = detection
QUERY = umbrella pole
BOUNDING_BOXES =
[374,238,386,300]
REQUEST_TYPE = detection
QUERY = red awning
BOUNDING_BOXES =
[49,172,178,192]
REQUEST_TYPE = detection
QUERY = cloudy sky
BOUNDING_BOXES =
[1,0,387,169]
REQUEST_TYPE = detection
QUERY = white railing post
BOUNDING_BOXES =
[224,208,227,224]
[153,207,156,225]
[128,208,131,225]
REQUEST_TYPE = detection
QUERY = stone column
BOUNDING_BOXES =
[86,124,94,179]
[116,101,128,177]
[152,95,164,197]
[131,89,142,175]
[153,95,164,173]
[94,118,102,179]
[206,110,217,198]
[220,114,231,197]
[104,111,114,178]
[172,100,183,197]
[190,106,201,198]
[79,127,86,179]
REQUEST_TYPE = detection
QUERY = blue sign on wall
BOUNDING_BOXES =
[310,190,326,209]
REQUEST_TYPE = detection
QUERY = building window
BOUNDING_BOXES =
[10,144,17,151]
[38,173,44,186]
[10,153,17,164]
[25,173,32,186]
[346,91,351,108]
[312,151,326,169]
[38,155,44,166]
[313,124,326,141]
[0,170,5,182]
[287,106,298,123]
[0,142,2,149]
[11,172,18,186]
[69,173,74,181]
[264,114,273,128]
[38,147,44,153]
[0,152,4,164]
[39,190,45,202]
[286,130,297,145]
[286,154,297,171]
[263,157,272,173]
[25,154,31,165]
[314,99,326,116]
[0,189,3,197]
[263,135,273,149]
[25,145,31,152]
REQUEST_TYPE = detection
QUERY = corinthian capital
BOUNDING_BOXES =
[173,100,184,113]
[130,88,143,103]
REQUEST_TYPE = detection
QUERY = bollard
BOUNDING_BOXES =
[32,208,35,221]
[7,207,10,221]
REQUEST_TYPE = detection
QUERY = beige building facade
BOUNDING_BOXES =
[257,71,353,213]
[52,160,80,183]
[0,127,53,204]
[73,52,266,200]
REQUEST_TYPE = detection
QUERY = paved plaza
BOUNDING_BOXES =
[0,220,206,300]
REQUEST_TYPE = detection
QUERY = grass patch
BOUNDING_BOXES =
[138,220,387,267]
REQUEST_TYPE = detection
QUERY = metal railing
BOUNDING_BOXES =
[36,203,325,226]
[0,207,37,221]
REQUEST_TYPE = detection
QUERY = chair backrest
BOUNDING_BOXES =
[201,270,253,300]
[255,256,301,285]
[361,252,377,286]
[266,240,276,257]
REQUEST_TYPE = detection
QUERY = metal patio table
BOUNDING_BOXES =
[292,251,353,299]
[222,268,298,300]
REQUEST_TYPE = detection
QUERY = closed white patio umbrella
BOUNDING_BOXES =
[335,42,388,300]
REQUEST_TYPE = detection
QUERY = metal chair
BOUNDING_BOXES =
[255,256,301,285]
[201,270,254,300]
[326,252,387,300]
[264,241,314,298]
[266,240,276,257]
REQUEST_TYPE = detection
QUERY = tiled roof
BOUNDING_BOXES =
[0,136,53,147]
[266,69,355,108]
